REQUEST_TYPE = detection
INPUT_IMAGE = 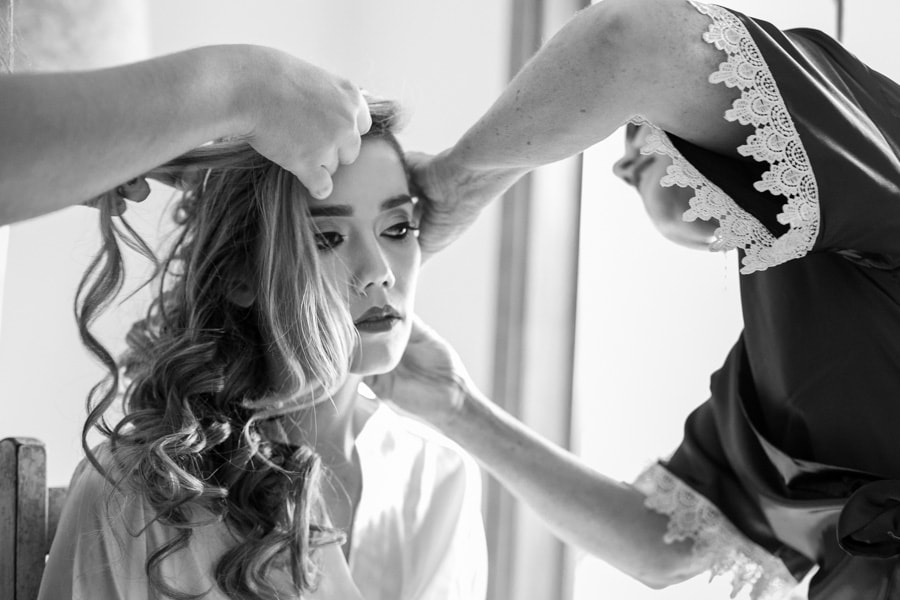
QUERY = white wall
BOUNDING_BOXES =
[0,1,509,487]
[571,1,844,599]
[0,0,150,483]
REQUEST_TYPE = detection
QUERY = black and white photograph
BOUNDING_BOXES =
[1,1,896,599]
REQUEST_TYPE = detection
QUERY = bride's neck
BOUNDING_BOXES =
[279,374,365,464]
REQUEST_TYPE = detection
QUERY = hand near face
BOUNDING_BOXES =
[237,47,373,199]
[409,150,525,258]
[365,315,474,425]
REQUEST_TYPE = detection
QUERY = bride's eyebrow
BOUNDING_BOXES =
[309,194,413,218]
[309,204,352,217]
[380,194,413,211]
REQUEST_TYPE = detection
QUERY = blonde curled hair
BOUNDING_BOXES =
[76,98,405,599]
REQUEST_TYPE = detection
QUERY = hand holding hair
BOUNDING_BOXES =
[364,314,472,425]
[409,149,526,257]
[0,45,370,225]
[232,47,372,200]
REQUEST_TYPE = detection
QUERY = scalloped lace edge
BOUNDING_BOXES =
[633,1,820,275]
[634,463,799,600]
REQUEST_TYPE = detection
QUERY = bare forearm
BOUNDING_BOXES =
[441,388,707,588]
[0,46,253,225]
[450,4,630,172]
[449,0,740,173]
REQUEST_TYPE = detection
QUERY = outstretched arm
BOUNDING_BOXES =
[448,387,708,588]
[367,317,712,589]
[414,0,744,253]
[0,45,371,226]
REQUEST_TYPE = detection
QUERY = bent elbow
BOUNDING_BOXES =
[628,543,705,590]
[578,0,680,50]
[633,569,692,591]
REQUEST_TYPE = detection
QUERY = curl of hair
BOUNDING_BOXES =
[75,98,406,599]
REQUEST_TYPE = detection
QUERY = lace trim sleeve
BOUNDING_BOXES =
[632,1,821,274]
[634,463,799,600]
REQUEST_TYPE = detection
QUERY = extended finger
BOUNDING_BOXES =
[404,151,433,169]
[408,314,435,340]
[320,148,340,175]
[337,131,362,165]
[355,91,372,135]
[405,152,436,199]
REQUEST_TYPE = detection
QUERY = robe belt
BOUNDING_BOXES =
[837,480,900,559]
[746,412,894,560]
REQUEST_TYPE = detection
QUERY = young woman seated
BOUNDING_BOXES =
[39,98,486,600]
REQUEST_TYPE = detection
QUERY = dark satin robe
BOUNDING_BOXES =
[658,4,900,598]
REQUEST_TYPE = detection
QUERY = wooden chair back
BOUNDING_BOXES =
[0,437,67,600]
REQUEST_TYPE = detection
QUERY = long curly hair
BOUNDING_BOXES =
[75,98,405,599]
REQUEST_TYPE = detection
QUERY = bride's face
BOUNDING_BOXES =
[309,138,421,376]
[612,123,718,250]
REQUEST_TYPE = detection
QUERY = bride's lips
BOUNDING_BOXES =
[354,305,402,333]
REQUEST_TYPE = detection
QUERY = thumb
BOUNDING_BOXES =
[405,150,434,169]
[406,151,435,198]
[407,314,435,343]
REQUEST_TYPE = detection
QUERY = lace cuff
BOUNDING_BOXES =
[634,463,799,600]
[633,1,821,274]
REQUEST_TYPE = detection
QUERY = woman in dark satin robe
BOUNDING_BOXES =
[368,1,900,598]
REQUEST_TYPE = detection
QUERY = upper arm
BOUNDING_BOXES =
[591,0,747,154]
[626,2,900,271]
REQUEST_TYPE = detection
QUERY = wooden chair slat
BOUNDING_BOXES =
[15,440,47,600]
[0,438,19,600]
[0,437,68,600]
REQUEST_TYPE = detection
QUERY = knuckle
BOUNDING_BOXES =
[337,77,355,92]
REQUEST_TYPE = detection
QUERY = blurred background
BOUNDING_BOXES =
[0,1,894,599]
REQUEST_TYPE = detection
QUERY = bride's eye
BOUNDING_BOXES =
[315,231,345,251]
[383,222,420,240]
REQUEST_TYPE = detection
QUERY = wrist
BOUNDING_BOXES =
[203,44,270,140]
[165,45,253,143]
[444,145,527,194]
[433,380,487,435]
